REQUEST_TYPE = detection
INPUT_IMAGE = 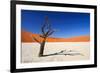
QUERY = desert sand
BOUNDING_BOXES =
[21,31,90,63]
[21,31,90,42]
[21,42,90,63]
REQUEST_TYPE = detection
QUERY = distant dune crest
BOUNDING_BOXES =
[21,31,90,42]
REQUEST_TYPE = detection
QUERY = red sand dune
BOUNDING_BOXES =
[21,31,90,42]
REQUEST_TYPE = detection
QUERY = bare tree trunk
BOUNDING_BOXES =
[32,16,55,57]
[39,38,46,57]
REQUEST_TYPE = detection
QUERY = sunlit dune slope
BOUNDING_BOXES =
[21,31,90,42]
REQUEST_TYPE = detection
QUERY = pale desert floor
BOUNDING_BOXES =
[21,42,90,63]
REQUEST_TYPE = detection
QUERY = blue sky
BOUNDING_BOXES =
[21,10,90,38]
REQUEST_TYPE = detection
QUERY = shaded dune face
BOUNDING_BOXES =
[21,31,90,42]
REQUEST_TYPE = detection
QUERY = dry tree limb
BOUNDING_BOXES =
[30,35,41,44]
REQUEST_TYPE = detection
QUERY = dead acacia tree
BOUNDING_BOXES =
[32,16,55,57]
[39,16,55,57]
[31,16,83,57]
